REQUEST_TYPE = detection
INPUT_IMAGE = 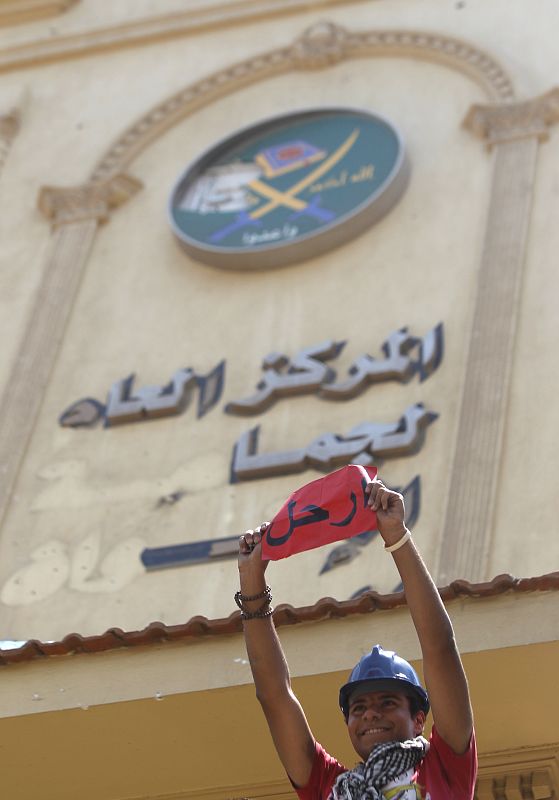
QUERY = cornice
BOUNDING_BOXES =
[464,87,559,147]
[207,753,559,800]
[0,0,77,28]
[0,3,517,111]
[0,0,369,74]
[146,755,559,800]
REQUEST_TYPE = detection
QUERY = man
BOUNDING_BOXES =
[237,477,477,799]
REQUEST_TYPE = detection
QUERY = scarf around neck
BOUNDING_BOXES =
[328,736,429,800]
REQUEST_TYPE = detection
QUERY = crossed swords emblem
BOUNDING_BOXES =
[209,128,360,244]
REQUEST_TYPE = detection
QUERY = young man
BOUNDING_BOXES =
[237,477,477,799]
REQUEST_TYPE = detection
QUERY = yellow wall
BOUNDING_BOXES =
[1,634,557,799]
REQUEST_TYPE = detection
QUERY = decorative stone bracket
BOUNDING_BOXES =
[291,20,351,69]
[477,770,555,799]
[464,87,559,147]
[476,744,559,800]
[38,172,143,228]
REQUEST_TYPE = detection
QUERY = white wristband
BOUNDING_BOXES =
[384,529,411,553]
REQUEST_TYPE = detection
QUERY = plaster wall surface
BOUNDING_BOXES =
[0,0,557,642]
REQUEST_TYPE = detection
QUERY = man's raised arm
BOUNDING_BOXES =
[237,527,316,788]
[366,480,474,754]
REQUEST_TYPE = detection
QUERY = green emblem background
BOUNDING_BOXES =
[169,109,407,268]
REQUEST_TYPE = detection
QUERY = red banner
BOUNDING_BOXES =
[262,464,377,561]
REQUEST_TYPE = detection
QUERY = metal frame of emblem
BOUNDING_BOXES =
[168,105,409,270]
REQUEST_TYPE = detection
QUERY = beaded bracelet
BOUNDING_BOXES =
[240,602,274,621]
[234,586,273,620]
[234,586,272,609]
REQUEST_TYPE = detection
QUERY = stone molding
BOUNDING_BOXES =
[189,745,559,799]
[476,771,554,800]
[437,135,540,584]
[23,23,513,201]
[293,24,515,99]
[90,44,294,183]
[0,0,366,74]
[131,745,559,799]
[291,18,352,69]
[464,87,559,147]
[90,22,514,183]
[0,0,516,110]
[38,172,143,227]
[435,87,559,582]
[0,219,99,528]
[0,0,77,28]
[477,744,559,800]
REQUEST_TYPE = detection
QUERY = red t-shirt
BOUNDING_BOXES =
[293,727,477,800]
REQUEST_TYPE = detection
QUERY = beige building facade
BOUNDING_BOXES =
[0,1,558,798]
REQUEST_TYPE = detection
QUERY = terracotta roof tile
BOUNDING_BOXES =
[0,572,557,666]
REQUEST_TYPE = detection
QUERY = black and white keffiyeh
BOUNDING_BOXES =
[328,736,429,800]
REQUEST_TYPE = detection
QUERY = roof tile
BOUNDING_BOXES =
[0,572,557,666]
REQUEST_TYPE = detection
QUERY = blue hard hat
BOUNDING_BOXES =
[339,644,430,718]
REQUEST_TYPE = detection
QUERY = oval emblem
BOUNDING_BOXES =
[169,107,408,270]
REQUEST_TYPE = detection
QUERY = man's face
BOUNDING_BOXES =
[346,690,425,760]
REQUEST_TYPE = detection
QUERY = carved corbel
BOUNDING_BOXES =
[291,21,350,70]
[0,108,21,178]
[38,172,143,228]
[0,109,20,142]
[463,87,559,148]
[475,765,556,799]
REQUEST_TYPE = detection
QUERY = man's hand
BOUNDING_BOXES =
[238,523,270,568]
[365,478,407,546]
[238,523,270,596]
